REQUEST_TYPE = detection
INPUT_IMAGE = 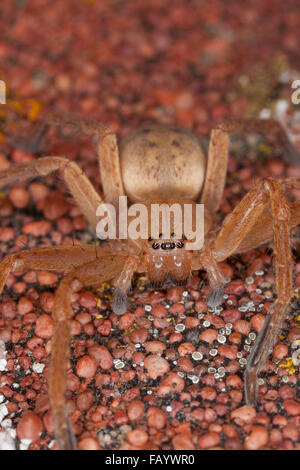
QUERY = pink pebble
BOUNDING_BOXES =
[244,426,269,450]
[144,355,170,379]
[128,401,145,422]
[127,429,148,447]
[119,312,134,330]
[231,405,256,424]
[198,431,220,449]
[172,432,195,450]
[35,314,54,339]
[76,355,98,378]
[78,291,96,309]
[23,221,51,236]
[37,271,58,286]
[88,345,113,371]
[151,304,168,318]
[78,437,101,450]
[9,187,29,209]
[17,297,33,315]
[17,411,43,441]
[283,400,300,416]
[233,319,250,335]
[147,407,166,430]
[145,341,166,354]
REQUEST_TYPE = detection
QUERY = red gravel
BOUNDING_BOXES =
[0,0,299,452]
[76,355,98,378]
[144,355,170,380]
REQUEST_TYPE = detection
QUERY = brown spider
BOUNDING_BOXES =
[0,113,299,450]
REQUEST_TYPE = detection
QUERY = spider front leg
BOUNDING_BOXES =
[201,118,300,214]
[27,111,125,207]
[212,177,298,405]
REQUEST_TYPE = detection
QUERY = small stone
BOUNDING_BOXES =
[157,372,185,396]
[225,280,245,295]
[226,375,243,389]
[219,344,238,359]
[128,401,145,422]
[144,355,170,379]
[198,431,220,449]
[151,304,168,318]
[29,182,49,202]
[282,423,299,442]
[278,385,296,400]
[23,221,51,236]
[0,299,16,320]
[145,341,166,354]
[78,437,101,450]
[129,327,148,344]
[233,319,250,336]
[200,386,217,401]
[17,411,43,441]
[273,344,288,359]
[0,227,14,242]
[200,329,217,345]
[17,297,33,315]
[37,271,58,286]
[43,197,69,220]
[35,314,54,339]
[283,400,300,416]
[221,309,241,323]
[178,356,194,372]
[166,286,184,303]
[76,355,98,378]
[178,342,195,356]
[229,332,242,344]
[119,312,134,330]
[172,432,195,450]
[78,291,96,309]
[97,319,111,336]
[76,390,94,411]
[9,187,29,209]
[146,407,166,430]
[231,405,256,424]
[88,345,113,371]
[169,332,183,343]
[251,314,265,333]
[56,217,73,234]
[244,426,268,450]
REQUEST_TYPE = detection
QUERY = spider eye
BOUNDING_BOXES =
[148,237,153,242]
[161,242,176,250]
[152,242,160,249]
[182,235,187,241]
[177,241,184,248]
[171,232,176,238]
[159,233,163,239]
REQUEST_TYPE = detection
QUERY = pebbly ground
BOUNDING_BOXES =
[0,0,299,451]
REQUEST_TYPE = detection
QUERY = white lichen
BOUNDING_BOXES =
[0,429,16,450]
